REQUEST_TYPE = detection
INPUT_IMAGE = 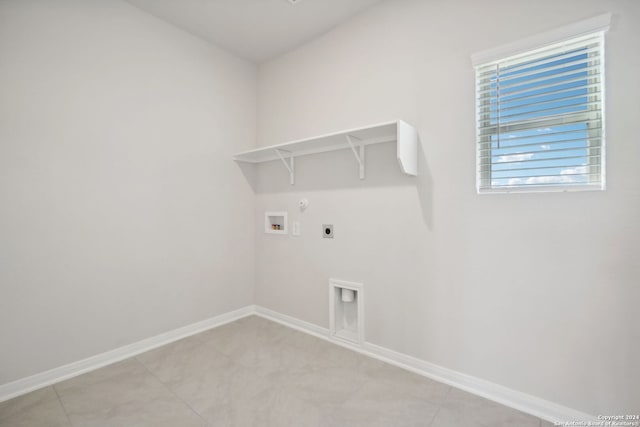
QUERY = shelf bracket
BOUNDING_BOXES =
[346,135,365,179]
[275,149,295,185]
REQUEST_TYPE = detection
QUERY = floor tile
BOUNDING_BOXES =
[179,363,287,427]
[328,378,441,427]
[55,359,167,413]
[2,317,551,427]
[0,386,58,420]
[279,329,336,355]
[309,340,384,373]
[64,395,205,427]
[54,359,204,427]
[280,361,371,412]
[137,334,231,385]
[138,335,247,414]
[197,316,310,378]
[234,338,314,378]
[198,316,293,356]
[249,387,334,427]
[357,362,451,406]
[0,387,70,427]
[195,319,246,347]
[431,387,541,427]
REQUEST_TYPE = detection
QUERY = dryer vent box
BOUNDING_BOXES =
[329,279,363,345]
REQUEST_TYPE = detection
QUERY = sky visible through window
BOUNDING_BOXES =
[485,47,597,188]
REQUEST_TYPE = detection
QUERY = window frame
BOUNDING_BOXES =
[471,15,610,194]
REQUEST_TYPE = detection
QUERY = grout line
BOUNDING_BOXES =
[16,311,556,427]
[0,306,255,404]
[135,357,212,427]
[51,385,74,427]
[427,386,453,427]
[259,310,554,425]
[427,405,442,427]
[256,306,598,423]
[253,315,456,424]
[442,385,453,399]
[43,315,476,427]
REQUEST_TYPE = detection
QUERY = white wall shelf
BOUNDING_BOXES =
[233,120,418,185]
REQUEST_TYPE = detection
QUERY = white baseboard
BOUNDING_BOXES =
[254,305,330,339]
[254,305,595,424]
[0,305,254,403]
[1,303,596,424]
[360,342,595,423]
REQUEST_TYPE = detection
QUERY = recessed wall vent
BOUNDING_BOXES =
[329,279,364,345]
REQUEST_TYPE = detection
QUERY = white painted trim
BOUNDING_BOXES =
[254,305,329,339]
[1,303,597,424]
[0,305,254,403]
[360,342,596,424]
[254,305,596,424]
[471,12,612,66]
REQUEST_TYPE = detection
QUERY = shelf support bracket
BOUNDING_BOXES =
[346,135,365,179]
[275,149,295,185]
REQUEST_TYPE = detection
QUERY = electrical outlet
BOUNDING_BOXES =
[322,224,333,238]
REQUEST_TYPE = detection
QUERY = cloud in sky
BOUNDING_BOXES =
[497,153,534,162]
[524,166,587,185]
[561,166,587,175]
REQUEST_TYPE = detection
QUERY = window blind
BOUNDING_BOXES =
[475,32,605,193]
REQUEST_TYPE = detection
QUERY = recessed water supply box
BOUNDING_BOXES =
[264,211,287,234]
[329,279,364,345]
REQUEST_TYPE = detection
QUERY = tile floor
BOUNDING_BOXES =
[0,315,551,426]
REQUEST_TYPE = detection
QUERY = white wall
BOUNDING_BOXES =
[0,0,256,383]
[255,0,640,415]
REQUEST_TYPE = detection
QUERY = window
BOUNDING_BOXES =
[475,32,605,193]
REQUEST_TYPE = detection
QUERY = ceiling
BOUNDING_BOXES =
[126,0,384,63]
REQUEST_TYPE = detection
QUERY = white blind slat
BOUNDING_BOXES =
[477,73,601,100]
[478,131,602,146]
[477,115,602,136]
[476,62,602,94]
[478,53,601,84]
[475,32,605,193]
[476,46,600,78]
[478,82,601,106]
